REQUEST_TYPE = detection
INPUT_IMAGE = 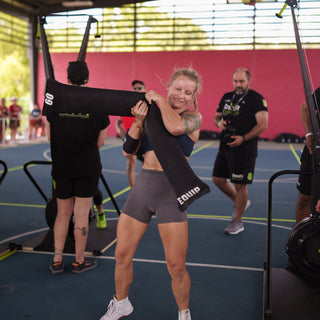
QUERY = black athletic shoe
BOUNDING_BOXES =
[49,261,64,274]
[72,258,97,274]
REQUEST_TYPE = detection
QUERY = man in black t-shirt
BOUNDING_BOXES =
[212,67,268,235]
[295,87,320,223]
[43,61,109,274]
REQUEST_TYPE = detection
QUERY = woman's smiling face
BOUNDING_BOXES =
[167,75,196,111]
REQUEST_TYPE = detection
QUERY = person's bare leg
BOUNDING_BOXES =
[213,176,236,203]
[73,196,93,264]
[10,128,17,143]
[114,213,148,300]
[158,221,190,311]
[234,184,248,221]
[53,197,74,262]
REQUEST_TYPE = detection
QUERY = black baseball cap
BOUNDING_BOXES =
[131,80,145,87]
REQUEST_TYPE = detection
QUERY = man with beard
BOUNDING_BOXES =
[212,67,268,235]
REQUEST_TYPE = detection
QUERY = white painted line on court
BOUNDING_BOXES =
[187,216,292,230]
[185,261,263,272]
[99,166,298,184]
[0,217,291,247]
[0,218,119,245]
[129,257,263,272]
[43,148,51,161]
[192,165,287,172]
[14,249,264,273]
[0,227,49,245]
[102,168,128,175]
[0,217,284,274]
[199,176,297,183]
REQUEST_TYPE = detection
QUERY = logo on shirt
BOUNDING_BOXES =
[59,113,90,119]
[223,103,240,117]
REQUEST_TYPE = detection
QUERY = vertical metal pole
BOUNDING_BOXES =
[133,3,137,52]
[77,15,95,62]
[29,14,39,105]
[38,16,55,81]
[290,3,320,216]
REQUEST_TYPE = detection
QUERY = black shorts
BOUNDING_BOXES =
[53,175,100,199]
[212,148,256,184]
[9,120,19,129]
[297,146,312,195]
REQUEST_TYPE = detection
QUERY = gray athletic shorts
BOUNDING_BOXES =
[122,168,187,224]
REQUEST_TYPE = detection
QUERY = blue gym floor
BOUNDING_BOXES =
[0,138,304,319]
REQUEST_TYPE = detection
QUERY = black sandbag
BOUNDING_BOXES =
[43,79,210,211]
[144,104,210,211]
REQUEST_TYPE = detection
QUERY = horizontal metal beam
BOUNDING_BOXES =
[0,0,156,17]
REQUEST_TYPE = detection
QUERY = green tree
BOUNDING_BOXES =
[0,47,30,100]
[0,12,30,138]
[0,3,210,111]
[97,4,211,52]
[0,13,30,112]
[45,4,211,53]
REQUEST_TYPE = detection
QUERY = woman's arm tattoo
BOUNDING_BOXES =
[182,113,202,134]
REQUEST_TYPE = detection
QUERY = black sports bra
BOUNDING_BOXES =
[141,132,194,157]
[141,110,195,157]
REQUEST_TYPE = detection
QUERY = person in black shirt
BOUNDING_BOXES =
[212,67,268,235]
[295,87,320,223]
[43,61,109,273]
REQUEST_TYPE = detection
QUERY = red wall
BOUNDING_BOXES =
[37,49,320,139]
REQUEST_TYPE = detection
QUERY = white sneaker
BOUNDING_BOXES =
[100,296,133,320]
[178,309,192,320]
[231,200,251,220]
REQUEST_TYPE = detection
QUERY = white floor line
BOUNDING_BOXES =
[1,217,281,273]
[0,218,119,245]
[42,148,51,161]
[0,227,49,245]
[100,167,298,184]
[199,176,297,183]
[16,249,264,273]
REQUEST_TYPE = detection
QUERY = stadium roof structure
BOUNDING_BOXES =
[0,0,155,104]
[0,0,154,18]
